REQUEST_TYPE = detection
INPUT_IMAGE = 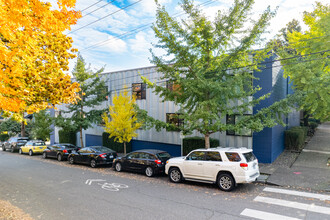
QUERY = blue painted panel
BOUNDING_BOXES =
[132,140,181,157]
[253,128,273,163]
[86,134,102,147]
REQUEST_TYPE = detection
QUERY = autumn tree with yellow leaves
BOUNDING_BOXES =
[0,0,81,117]
[102,89,142,155]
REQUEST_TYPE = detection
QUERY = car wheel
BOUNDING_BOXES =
[115,162,122,172]
[10,147,14,153]
[29,150,33,156]
[2,146,5,151]
[90,159,97,168]
[19,149,22,154]
[217,173,235,192]
[57,154,62,161]
[169,168,182,183]
[42,152,47,159]
[145,166,154,177]
[69,156,74,164]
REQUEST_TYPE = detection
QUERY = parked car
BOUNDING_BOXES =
[19,140,47,156]
[2,137,29,152]
[165,147,259,191]
[113,149,171,177]
[68,146,117,168]
[42,143,81,161]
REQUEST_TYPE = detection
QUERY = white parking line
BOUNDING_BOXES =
[263,187,330,201]
[241,208,302,220]
[254,196,330,215]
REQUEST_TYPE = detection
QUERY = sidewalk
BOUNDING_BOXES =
[257,122,330,192]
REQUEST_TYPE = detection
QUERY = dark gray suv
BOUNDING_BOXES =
[2,137,29,152]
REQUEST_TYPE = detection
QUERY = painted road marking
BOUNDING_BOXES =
[254,196,330,215]
[263,187,330,201]
[98,183,129,191]
[85,179,106,185]
[241,208,302,220]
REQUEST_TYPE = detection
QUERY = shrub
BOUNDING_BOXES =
[284,127,306,151]
[182,136,219,155]
[0,134,9,142]
[58,130,76,146]
[102,132,132,153]
[309,122,318,130]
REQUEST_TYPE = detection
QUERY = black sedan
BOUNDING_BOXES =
[68,146,117,168]
[42,143,80,161]
[113,149,171,177]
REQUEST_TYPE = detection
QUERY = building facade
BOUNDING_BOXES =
[51,55,300,163]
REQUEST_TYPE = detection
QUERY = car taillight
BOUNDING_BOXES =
[154,160,162,165]
[240,163,248,167]
[63,149,68,153]
[99,153,106,158]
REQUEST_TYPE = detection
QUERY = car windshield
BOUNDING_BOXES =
[34,142,45,146]
[17,140,28,143]
[63,144,76,149]
[93,146,114,153]
[157,152,171,160]
[243,152,257,162]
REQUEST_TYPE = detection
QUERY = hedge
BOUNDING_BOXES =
[284,126,306,151]
[182,136,219,155]
[58,130,76,146]
[0,134,9,142]
[102,132,132,153]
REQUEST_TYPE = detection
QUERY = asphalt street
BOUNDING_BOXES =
[0,150,329,220]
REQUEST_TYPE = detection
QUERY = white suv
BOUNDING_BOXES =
[165,147,259,191]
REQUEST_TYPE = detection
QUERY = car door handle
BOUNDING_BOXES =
[198,163,203,165]
[215,164,220,166]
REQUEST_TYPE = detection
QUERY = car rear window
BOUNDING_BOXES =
[243,152,257,162]
[93,146,114,153]
[157,152,171,160]
[225,152,241,162]
[33,142,45,146]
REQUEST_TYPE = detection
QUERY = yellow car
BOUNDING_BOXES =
[19,140,47,156]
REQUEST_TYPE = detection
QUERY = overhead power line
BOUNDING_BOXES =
[79,0,217,52]
[82,0,116,19]
[69,0,143,34]
[80,0,104,12]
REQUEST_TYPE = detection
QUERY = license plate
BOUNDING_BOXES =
[109,155,113,158]
[39,147,43,149]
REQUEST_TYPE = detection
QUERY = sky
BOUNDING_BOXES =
[50,0,330,74]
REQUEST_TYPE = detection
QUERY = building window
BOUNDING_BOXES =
[226,114,252,137]
[166,81,181,93]
[132,83,146,100]
[166,113,184,131]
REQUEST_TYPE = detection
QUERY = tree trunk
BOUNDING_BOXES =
[303,111,310,127]
[205,134,210,149]
[124,142,126,155]
[80,126,84,148]
[80,102,84,148]
[21,121,25,137]
[21,112,25,137]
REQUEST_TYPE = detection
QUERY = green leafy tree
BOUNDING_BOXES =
[141,0,297,148]
[30,110,53,141]
[102,89,141,154]
[56,55,108,147]
[0,119,21,137]
[278,2,330,121]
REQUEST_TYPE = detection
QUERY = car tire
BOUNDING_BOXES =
[145,166,154,177]
[10,147,14,153]
[115,162,122,172]
[19,149,22,154]
[169,167,182,183]
[217,173,235,192]
[90,159,97,168]
[2,146,5,151]
[57,154,62,161]
[42,152,47,159]
[29,150,33,156]
[69,156,74,164]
